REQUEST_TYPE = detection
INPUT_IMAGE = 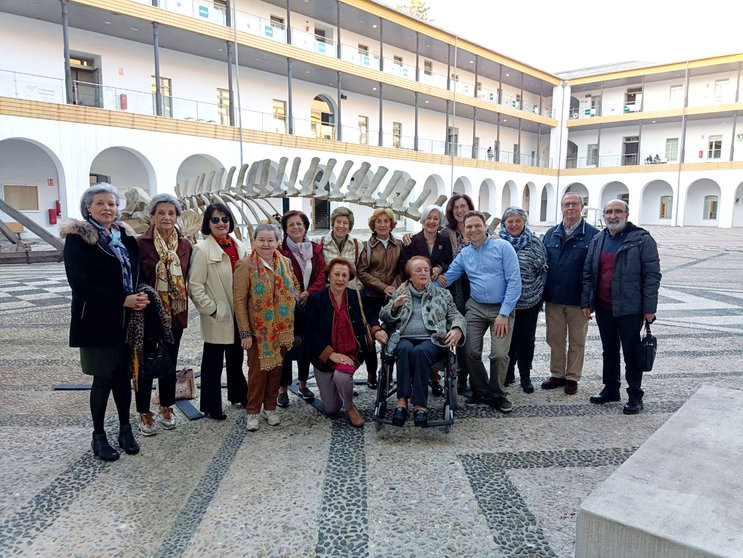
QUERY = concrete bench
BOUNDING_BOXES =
[7,222,24,234]
[576,385,743,558]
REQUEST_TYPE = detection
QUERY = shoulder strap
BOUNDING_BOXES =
[366,238,371,265]
[354,238,360,259]
[355,288,369,328]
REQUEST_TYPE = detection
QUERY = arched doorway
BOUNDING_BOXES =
[90,147,155,193]
[640,180,673,225]
[453,176,472,199]
[0,138,65,231]
[734,182,743,227]
[564,182,589,206]
[685,178,721,226]
[569,96,579,119]
[479,179,494,215]
[566,140,578,168]
[501,180,517,215]
[540,183,555,223]
[600,181,629,207]
[311,95,336,140]
[423,174,445,206]
[177,154,224,193]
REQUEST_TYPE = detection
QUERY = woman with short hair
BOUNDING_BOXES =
[62,183,148,461]
[317,206,362,290]
[135,193,192,434]
[188,203,248,420]
[233,223,297,431]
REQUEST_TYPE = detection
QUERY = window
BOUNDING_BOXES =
[217,88,230,126]
[659,196,672,219]
[358,115,368,145]
[270,15,285,30]
[665,138,679,162]
[587,144,598,166]
[2,185,39,211]
[476,82,482,96]
[625,87,642,111]
[272,99,287,133]
[423,60,432,76]
[590,95,601,116]
[315,28,326,43]
[393,55,403,67]
[151,75,172,117]
[703,195,718,220]
[70,54,101,108]
[708,135,722,159]
[392,122,402,148]
[669,85,683,107]
[357,44,369,56]
[446,126,459,156]
[714,79,728,101]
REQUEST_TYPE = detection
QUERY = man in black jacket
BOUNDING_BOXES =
[581,200,661,415]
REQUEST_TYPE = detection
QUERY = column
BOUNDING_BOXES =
[336,1,341,59]
[472,107,477,159]
[61,0,73,104]
[337,71,342,142]
[287,59,294,134]
[286,0,292,44]
[378,83,383,146]
[226,42,235,126]
[379,20,384,72]
[153,22,162,116]
[414,91,419,151]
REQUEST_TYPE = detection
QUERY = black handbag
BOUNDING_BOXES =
[634,320,657,372]
[141,340,173,380]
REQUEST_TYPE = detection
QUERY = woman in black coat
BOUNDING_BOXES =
[62,184,150,462]
[304,258,388,427]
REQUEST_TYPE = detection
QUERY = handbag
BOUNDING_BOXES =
[174,367,197,400]
[141,341,173,380]
[634,320,657,372]
[354,289,375,349]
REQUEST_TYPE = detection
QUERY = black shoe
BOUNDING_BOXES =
[465,394,490,406]
[623,399,643,415]
[430,382,444,397]
[208,412,227,420]
[413,409,428,427]
[391,406,408,426]
[92,433,119,462]
[298,386,315,401]
[490,396,513,413]
[117,424,140,455]
[367,379,378,390]
[520,377,534,393]
[589,391,621,404]
[277,392,290,407]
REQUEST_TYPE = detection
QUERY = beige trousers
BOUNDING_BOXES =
[545,302,589,382]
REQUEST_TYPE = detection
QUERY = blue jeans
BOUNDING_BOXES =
[395,338,444,408]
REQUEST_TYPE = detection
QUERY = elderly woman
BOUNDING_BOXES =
[317,206,362,290]
[188,203,248,420]
[233,223,297,432]
[380,256,465,426]
[62,184,148,461]
[304,258,388,427]
[276,210,326,406]
[499,207,548,393]
[135,193,192,435]
[357,207,402,389]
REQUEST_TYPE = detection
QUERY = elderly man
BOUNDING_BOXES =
[541,192,599,395]
[440,211,521,412]
[582,200,661,414]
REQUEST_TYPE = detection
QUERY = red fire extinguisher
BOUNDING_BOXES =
[48,208,57,225]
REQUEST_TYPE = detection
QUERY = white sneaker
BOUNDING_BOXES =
[246,414,260,431]
[262,409,280,426]
[137,412,158,436]
[157,406,177,430]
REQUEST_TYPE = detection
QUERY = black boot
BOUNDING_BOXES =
[118,424,140,455]
[520,375,534,394]
[92,433,119,462]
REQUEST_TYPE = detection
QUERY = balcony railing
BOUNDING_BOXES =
[566,152,685,168]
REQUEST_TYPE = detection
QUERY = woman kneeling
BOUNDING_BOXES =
[380,256,465,427]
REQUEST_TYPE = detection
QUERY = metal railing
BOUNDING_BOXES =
[566,152,684,168]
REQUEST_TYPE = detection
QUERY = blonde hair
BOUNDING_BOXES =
[368,208,397,232]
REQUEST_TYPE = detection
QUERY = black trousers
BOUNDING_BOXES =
[507,303,541,380]
[362,295,386,380]
[280,344,310,387]
[199,325,246,414]
[135,328,183,413]
[595,308,645,400]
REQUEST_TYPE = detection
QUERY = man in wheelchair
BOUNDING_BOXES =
[379,256,466,426]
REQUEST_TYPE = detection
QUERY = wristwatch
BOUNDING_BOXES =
[239,330,252,339]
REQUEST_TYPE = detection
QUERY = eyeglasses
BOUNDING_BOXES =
[562,202,580,208]
[603,209,626,215]
[210,216,230,224]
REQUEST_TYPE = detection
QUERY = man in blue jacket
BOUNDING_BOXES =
[542,192,599,395]
[440,211,522,412]
[582,200,661,415]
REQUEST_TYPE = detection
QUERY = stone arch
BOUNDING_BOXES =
[311,94,337,140]
[453,176,473,200]
[478,179,495,216]
[522,181,538,218]
[90,146,156,193]
[0,137,66,229]
[639,180,673,225]
[177,154,224,194]
[563,182,589,206]
[539,183,555,223]
[600,181,629,207]
[423,174,445,206]
[734,182,743,227]
[684,178,721,226]
[501,180,517,216]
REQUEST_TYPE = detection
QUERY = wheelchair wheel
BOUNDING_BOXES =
[442,403,452,434]
[448,372,458,411]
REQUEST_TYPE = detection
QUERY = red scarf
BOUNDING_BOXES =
[213,234,239,271]
[330,289,358,373]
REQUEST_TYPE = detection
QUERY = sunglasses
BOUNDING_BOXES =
[210,216,230,224]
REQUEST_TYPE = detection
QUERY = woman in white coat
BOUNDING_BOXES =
[188,203,248,419]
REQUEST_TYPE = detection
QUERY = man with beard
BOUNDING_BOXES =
[581,199,661,415]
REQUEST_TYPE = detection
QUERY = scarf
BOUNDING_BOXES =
[153,228,187,318]
[499,226,534,252]
[330,289,358,374]
[248,249,296,371]
[286,236,313,266]
[127,284,174,390]
[213,234,239,271]
[332,233,347,252]
[88,217,133,293]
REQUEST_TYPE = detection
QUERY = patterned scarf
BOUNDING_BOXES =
[153,228,187,318]
[88,217,133,293]
[499,226,534,252]
[248,249,296,371]
[330,289,358,374]
[286,236,313,266]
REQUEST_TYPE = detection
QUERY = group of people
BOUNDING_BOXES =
[62,183,660,462]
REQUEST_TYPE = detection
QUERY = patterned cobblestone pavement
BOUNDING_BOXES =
[0,226,742,557]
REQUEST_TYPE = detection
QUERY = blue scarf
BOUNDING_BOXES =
[89,217,133,293]
[499,226,533,252]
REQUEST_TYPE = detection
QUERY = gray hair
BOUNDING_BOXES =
[501,206,528,225]
[149,193,182,217]
[330,206,355,229]
[253,222,283,242]
[80,183,120,220]
[419,204,447,226]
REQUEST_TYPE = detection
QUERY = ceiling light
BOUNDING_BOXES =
[255,57,263,62]
[651,120,656,123]
[503,119,507,122]
[305,70,311,74]
[505,73,509,77]
[218,48,223,51]
[130,26,139,31]
[372,87,377,91]
[104,21,111,24]
[424,100,429,103]
[469,60,473,64]
[360,20,365,24]
[372,24,377,28]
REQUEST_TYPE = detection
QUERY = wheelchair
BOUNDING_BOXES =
[372,330,458,433]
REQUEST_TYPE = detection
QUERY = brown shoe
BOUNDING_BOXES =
[564,380,578,395]
[541,377,567,390]
[347,404,364,428]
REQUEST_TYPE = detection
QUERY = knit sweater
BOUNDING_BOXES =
[514,236,548,310]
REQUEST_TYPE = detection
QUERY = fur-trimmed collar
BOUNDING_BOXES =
[60,219,136,245]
